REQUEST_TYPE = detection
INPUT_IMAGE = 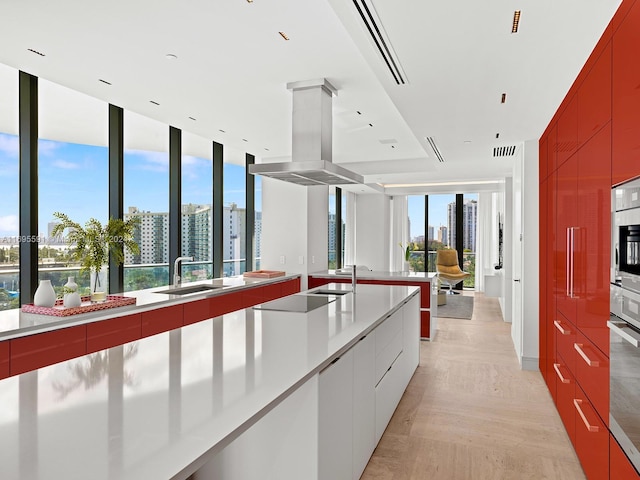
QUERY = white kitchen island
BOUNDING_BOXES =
[0,283,420,480]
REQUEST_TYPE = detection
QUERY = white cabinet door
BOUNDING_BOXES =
[352,333,375,480]
[402,294,420,388]
[374,351,404,444]
[319,348,354,480]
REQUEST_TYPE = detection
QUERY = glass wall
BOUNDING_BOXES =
[38,79,109,297]
[123,111,170,291]
[0,64,19,309]
[181,132,213,282]
[427,193,455,272]
[407,196,425,272]
[462,193,478,287]
[328,190,337,269]
[223,147,246,277]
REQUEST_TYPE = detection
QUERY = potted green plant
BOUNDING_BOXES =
[51,212,140,301]
[399,242,412,272]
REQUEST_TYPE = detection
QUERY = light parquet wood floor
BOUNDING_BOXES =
[361,292,585,480]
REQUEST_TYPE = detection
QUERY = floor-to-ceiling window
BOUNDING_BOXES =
[223,147,246,276]
[123,111,170,290]
[427,194,455,272]
[38,79,108,296]
[0,64,19,309]
[462,193,478,288]
[407,195,426,272]
[181,131,213,281]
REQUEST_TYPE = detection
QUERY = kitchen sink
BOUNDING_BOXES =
[154,284,223,295]
[308,289,350,296]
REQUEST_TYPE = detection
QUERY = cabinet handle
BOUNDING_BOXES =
[573,399,599,433]
[566,227,571,297]
[553,363,570,384]
[574,343,599,367]
[570,227,575,298]
[553,320,570,335]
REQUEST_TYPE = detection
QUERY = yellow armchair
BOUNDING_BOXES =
[436,249,470,294]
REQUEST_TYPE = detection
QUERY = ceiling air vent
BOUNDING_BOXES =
[352,0,408,85]
[493,145,518,157]
[425,137,445,163]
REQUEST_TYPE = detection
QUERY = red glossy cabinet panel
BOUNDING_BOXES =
[553,361,576,447]
[308,277,329,289]
[141,304,183,338]
[211,290,244,317]
[545,172,558,396]
[0,340,9,379]
[612,0,640,186]
[548,124,558,173]
[574,332,609,424]
[575,126,612,355]
[555,154,578,324]
[539,136,548,182]
[243,286,265,307]
[556,96,578,167]
[611,434,640,480]
[577,42,611,147]
[539,179,548,381]
[420,311,430,340]
[574,386,609,480]
[554,313,576,377]
[11,325,87,376]
[183,299,210,326]
[281,278,301,295]
[262,283,282,302]
[87,313,142,353]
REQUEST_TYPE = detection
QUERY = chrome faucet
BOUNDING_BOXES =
[173,256,194,287]
[352,264,357,294]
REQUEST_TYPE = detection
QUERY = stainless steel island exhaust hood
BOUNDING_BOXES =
[249,79,363,186]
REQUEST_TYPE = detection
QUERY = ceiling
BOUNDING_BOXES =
[0,0,622,194]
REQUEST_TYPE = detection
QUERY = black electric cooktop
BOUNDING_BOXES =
[253,295,336,313]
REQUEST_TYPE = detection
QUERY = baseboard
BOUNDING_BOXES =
[521,356,539,371]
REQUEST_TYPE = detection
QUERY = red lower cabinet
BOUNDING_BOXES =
[10,325,87,376]
[141,304,183,338]
[211,290,244,317]
[420,311,430,339]
[554,360,576,447]
[183,299,210,326]
[87,314,142,353]
[554,313,577,376]
[574,332,609,424]
[0,340,9,379]
[281,278,301,296]
[611,434,640,479]
[574,386,608,479]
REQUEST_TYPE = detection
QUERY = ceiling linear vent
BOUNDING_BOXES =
[425,137,445,163]
[493,145,518,157]
[352,0,408,86]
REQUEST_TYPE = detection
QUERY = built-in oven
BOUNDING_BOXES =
[610,177,640,472]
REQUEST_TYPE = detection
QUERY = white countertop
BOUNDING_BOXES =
[0,274,300,341]
[310,269,437,282]
[0,283,419,480]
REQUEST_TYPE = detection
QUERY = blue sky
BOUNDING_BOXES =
[408,193,477,240]
[0,132,251,238]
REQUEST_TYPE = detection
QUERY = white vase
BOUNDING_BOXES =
[90,267,107,302]
[34,279,56,307]
[63,291,81,308]
[403,261,411,272]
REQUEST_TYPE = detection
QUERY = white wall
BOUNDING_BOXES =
[509,141,539,371]
[261,178,328,290]
[521,139,540,370]
[503,177,513,323]
[354,194,391,271]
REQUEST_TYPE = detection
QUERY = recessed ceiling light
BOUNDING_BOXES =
[27,48,45,57]
[501,93,507,104]
[512,10,521,33]
[464,140,472,144]
[242,139,248,142]
[357,111,362,115]
[98,79,112,85]
[189,116,196,121]
[150,100,160,105]
[278,31,290,41]
[369,123,373,127]
[264,148,270,151]
[246,0,253,3]
[496,133,500,139]
[219,129,226,133]
[165,53,178,60]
